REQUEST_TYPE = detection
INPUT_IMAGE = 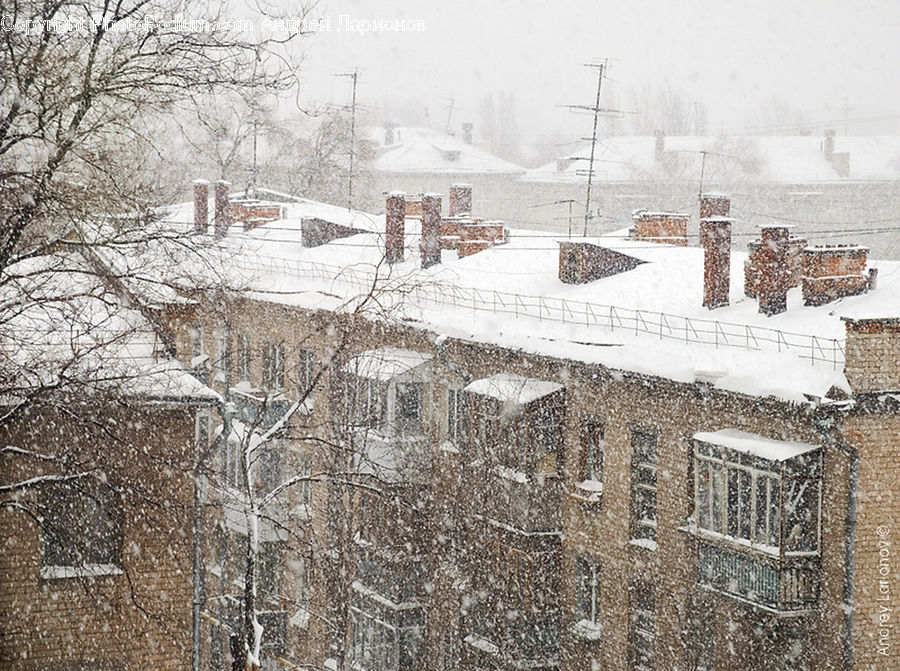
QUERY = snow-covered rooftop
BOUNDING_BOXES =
[161,186,900,404]
[1,253,219,403]
[523,135,900,184]
[367,126,525,175]
[692,429,820,462]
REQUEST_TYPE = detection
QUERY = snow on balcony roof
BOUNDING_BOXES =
[464,373,563,406]
[344,347,432,381]
[692,429,819,462]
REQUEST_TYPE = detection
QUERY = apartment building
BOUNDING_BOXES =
[169,182,899,671]
[0,255,218,670]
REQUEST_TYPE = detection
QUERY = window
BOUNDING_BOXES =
[258,542,282,603]
[41,480,122,574]
[262,342,285,391]
[355,377,388,430]
[297,347,315,395]
[447,387,466,444]
[582,421,604,482]
[575,420,604,501]
[629,582,655,671]
[235,332,252,383]
[693,439,821,553]
[213,326,229,383]
[493,539,533,606]
[630,427,659,545]
[224,437,244,489]
[575,556,602,627]
[395,381,423,435]
[350,608,398,671]
[254,442,283,496]
[190,323,204,359]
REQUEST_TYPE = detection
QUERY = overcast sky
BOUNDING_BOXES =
[291,0,900,141]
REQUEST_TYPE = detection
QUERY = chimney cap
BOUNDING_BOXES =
[700,216,735,223]
[451,182,472,188]
[423,192,443,198]
[700,191,729,198]
[758,222,794,230]
[193,178,210,185]
[387,190,406,197]
[215,179,232,187]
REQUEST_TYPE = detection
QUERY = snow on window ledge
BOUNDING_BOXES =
[464,633,500,656]
[570,479,603,504]
[41,563,123,580]
[570,619,604,641]
[629,537,658,552]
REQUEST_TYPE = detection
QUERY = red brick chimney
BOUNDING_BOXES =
[214,180,230,238]
[631,211,689,246]
[701,217,732,309]
[699,193,730,219]
[757,224,791,315]
[193,179,209,234]
[420,193,442,269]
[802,245,870,305]
[449,184,473,217]
[385,192,406,264]
[462,122,473,144]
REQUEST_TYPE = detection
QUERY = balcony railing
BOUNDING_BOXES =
[697,543,819,613]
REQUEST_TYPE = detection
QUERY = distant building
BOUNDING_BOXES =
[367,125,526,221]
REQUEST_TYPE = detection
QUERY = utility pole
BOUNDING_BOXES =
[337,68,359,210]
[561,61,624,236]
[249,118,258,199]
[445,92,455,134]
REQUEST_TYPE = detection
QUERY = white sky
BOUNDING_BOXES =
[289,0,900,139]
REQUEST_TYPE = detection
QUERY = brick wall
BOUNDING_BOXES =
[0,404,199,671]
[843,319,900,393]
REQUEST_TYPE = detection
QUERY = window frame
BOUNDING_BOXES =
[575,555,602,627]
[40,479,123,577]
[630,426,659,545]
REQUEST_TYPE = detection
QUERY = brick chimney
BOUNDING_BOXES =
[193,179,209,234]
[699,193,730,219]
[802,245,870,305]
[631,211,689,246]
[385,192,406,264]
[449,184,473,217]
[462,122,473,144]
[701,217,732,309]
[420,193,442,269]
[823,129,835,161]
[214,180,230,238]
[757,224,791,315]
[655,130,665,161]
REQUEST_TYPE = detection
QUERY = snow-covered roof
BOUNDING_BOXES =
[1,252,218,404]
[148,179,900,404]
[465,373,563,406]
[344,347,432,381]
[692,429,820,462]
[367,126,525,175]
[523,135,900,184]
